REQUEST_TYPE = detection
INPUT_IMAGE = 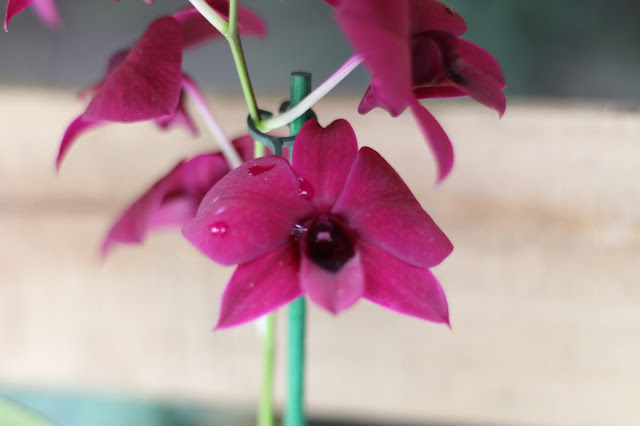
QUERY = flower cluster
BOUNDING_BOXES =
[6,0,506,329]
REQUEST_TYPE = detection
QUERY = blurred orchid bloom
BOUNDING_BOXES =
[327,0,506,181]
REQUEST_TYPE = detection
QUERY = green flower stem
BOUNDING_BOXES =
[285,72,312,426]
[187,0,260,124]
[257,54,363,133]
[257,313,276,426]
[254,96,270,426]
[227,35,260,123]
[189,2,272,424]
[226,0,261,124]
[254,141,266,158]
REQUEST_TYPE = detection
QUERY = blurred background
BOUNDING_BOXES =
[1,1,640,426]
[1,0,640,102]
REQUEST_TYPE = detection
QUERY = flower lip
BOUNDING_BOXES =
[302,215,355,273]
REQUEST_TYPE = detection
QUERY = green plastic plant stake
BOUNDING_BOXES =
[284,71,312,426]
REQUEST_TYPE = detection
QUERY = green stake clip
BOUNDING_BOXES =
[247,104,317,157]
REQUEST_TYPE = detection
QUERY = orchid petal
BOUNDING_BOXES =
[360,241,449,325]
[292,119,357,212]
[5,0,58,30]
[300,250,364,314]
[333,146,452,267]
[413,85,466,99]
[56,115,104,171]
[103,153,230,255]
[30,0,60,28]
[428,34,506,116]
[183,156,314,266]
[102,165,179,255]
[104,136,252,255]
[215,243,302,329]
[154,91,198,135]
[357,85,383,115]
[173,0,267,49]
[411,36,445,87]
[409,100,454,183]
[459,39,505,87]
[445,57,507,116]
[5,0,32,31]
[410,0,466,36]
[452,39,507,115]
[335,0,413,115]
[83,17,183,123]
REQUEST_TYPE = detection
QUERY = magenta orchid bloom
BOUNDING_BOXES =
[103,136,254,255]
[183,119,452,329]
[56,5,267,169]
[55,17,186,169]
[328,0,506,182]
[4,0,60,30]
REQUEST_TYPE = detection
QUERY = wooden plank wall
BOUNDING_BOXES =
[1,88,639,425]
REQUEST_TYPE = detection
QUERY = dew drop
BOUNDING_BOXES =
[249,163,275,176]
[291,223,307,239]
[248,282,255,288]
[445,5,455,15]
[209,222,228,237]
[298,177,314,200]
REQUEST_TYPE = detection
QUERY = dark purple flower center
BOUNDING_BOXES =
[303,217,355,272]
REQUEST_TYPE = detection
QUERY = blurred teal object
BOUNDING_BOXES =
[0,397,57,426]
[0,389,254,426]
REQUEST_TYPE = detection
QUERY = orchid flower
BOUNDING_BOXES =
[328,0,506,182]
[56,1,267,169]
[103,136,254,255]
[55,17,185,169]
[183,119,452,329]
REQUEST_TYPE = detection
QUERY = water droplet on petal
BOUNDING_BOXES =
[249,163,275,176]
[210,222,228,237]
[291,223,307,239]
[298,177,314,200]
[248,282,255,288]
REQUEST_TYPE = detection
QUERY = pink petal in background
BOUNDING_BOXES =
[83,17,183,123]
[5,0,59,30]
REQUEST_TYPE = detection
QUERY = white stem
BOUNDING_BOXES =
[182,77,243,169]
[257,54,364,132]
